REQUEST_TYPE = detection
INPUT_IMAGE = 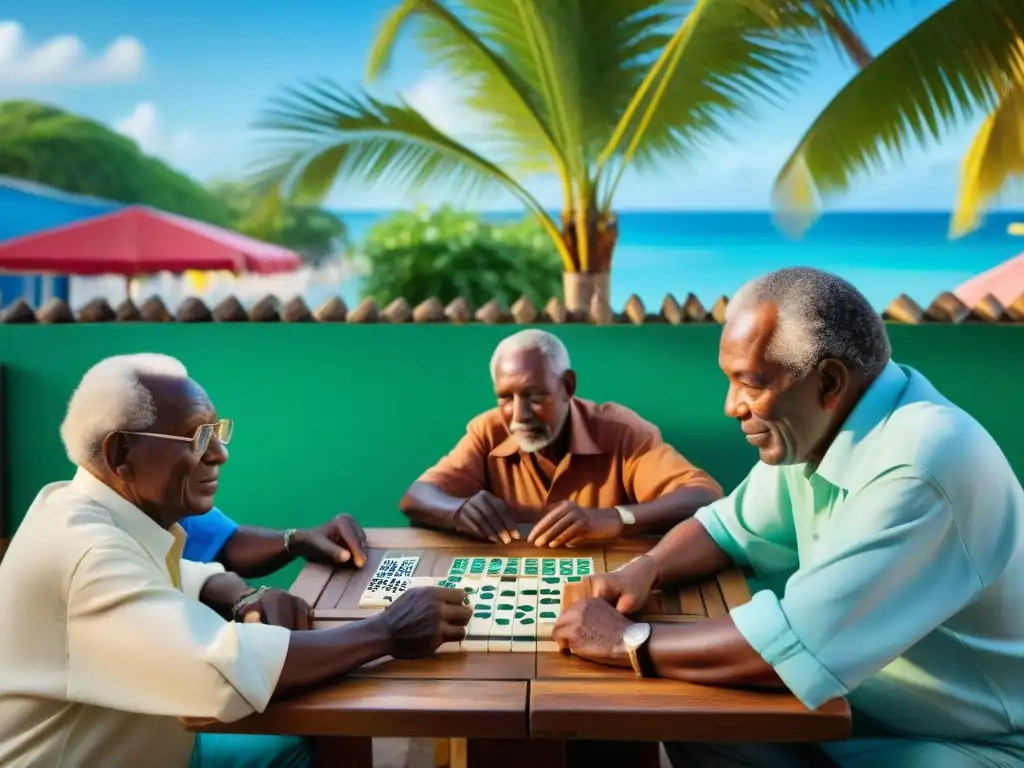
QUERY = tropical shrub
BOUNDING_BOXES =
[359,205,561,309]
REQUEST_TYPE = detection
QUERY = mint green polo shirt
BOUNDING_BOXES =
[695,360,1024,741]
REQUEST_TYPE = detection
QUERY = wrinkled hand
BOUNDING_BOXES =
[238,588,313,631]
[453,490,519,544]
[553,597,634,668]
[562,555,659,615]
[527,501,622,548]
[381,587,473,658]
[289,513,368,568]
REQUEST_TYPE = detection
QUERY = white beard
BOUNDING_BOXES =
[510,409,569,454]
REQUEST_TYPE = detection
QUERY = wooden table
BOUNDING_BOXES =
[192,528,851,767]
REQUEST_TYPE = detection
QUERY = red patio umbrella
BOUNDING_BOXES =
[0,205,303,277]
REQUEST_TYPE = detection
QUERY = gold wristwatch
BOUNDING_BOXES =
[621,622,654,678]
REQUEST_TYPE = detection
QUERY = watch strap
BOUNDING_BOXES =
[614,505,636,526]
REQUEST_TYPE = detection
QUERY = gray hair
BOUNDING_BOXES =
[725,267,891,378]
[60,353,189,471]
[489,329,571,382]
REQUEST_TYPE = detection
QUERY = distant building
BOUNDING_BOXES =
[0,177,122,309]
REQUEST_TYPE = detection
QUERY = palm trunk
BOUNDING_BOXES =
[560,212,619,314]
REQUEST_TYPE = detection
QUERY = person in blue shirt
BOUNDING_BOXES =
[179,505,371,768]
[180,507,368,576]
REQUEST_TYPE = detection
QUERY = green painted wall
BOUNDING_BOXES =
[2,324,1022,589]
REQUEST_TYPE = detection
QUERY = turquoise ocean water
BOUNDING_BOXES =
[336,210,1024,311]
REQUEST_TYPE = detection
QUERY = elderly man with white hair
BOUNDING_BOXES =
[0,353,471,768]
[401,328,723,547]
[556,267,1024,767]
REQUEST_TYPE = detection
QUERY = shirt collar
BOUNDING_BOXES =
[70,467,186,565]
[490,397,602,458]
[813,360,909,490]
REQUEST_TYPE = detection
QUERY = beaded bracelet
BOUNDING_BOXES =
[231,585,271,622]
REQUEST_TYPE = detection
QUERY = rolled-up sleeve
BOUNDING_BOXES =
[179,559,225,601]
[729,467,988,710]
[67,540,290,723]
[694,463,799,575]
[416,420,489,498]
[623,429,724,502]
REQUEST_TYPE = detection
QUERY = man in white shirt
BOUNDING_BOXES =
[0,353,471,768]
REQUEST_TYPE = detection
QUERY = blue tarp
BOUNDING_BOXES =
[0,177,124,309]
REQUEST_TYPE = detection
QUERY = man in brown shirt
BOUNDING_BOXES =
[400,329,724,547]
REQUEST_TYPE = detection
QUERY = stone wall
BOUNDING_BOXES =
[2,289,1021,325]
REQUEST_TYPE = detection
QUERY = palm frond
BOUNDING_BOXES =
[596,0,811,208]
[365,0,566,182]
[414,0,677,179]
[745,0,889,67]
[250,81,499,202]
[366,1,421,81]
[951,78,1024,237]
[248,79,575,270]
[772,0,1024,236]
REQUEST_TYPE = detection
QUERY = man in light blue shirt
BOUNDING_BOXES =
[554,267,1024,766]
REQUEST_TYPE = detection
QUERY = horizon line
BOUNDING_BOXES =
[327,207,1024,216]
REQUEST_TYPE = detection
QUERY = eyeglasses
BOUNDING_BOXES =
[122,419,233,455]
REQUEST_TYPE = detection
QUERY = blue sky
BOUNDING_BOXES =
[0,1,997,212]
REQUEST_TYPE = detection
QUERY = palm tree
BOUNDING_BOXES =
[249,0,882,312]
[771,0,1024,239]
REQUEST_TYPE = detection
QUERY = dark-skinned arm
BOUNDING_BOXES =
[400,424,491,530]
[646,617,786,690]
[619,433,725,536]
[644,517,735,586]
[399,482,465,531]
[617,485,723,537]
[198,571,254,618]
[273,615,394,699]
[581,520,784,690]
[216,526,295,579]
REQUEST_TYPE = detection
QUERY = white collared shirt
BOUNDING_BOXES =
[0,469,291,768]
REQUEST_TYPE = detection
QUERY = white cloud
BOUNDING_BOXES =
[0,20,144,86]
[115,102,198,168]
[402,73,493,144]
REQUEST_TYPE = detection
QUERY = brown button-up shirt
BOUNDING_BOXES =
[417,398,722,520]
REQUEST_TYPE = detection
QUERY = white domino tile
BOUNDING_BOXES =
[463,577,498,652]
[536,576,564,652]
[511,577,538,653]
[429,555,600,652]
[487,576,518,652]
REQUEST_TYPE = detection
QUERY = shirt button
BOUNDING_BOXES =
[812,533,820,542]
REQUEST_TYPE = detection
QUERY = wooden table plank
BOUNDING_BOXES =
[254,530,850,756]
[530,679,851,743]
[189,679,528,739]
[289,562,333,606]
[350,651,536,681]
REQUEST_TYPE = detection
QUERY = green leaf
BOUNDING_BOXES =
[359,205,561,308]
[772,0,1024,235]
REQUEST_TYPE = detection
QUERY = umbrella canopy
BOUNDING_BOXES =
[0,204,302,276]
[954,251,1024,308]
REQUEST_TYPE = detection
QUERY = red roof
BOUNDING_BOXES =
[0,205,302,276]
[954,251,1024,308]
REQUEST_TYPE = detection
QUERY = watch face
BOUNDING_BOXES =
[622,622,651,649]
